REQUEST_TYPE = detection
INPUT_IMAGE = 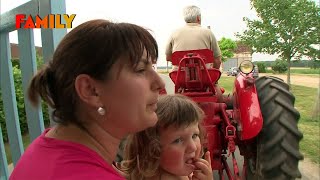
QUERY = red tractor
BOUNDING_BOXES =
[163,49,303,180]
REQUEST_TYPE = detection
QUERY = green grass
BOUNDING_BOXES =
[266,67,320,75]
[291,85,319,163]
[291,85,319,121]
[218,76,236,94]
[298,122,319,163]
[291,68,320,74]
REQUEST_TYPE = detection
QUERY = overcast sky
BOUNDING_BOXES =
[1,0,318,65]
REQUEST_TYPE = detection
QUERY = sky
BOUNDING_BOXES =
[1,0,317,66]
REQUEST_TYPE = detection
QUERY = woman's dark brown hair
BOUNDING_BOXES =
[121,94,205,179]
[28,19,158,124]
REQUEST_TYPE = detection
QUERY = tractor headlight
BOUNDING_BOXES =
[239,60,254,74]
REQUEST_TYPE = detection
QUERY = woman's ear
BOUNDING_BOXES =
[74,74,102,107]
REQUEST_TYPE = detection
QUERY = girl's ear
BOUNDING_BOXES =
[74,74,103,107]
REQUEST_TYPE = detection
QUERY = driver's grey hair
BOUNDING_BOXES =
[183,5,201,23]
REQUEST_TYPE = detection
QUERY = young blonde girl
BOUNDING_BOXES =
[120,94,213,180]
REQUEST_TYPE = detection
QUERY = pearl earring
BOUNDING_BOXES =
[97,107,105,116]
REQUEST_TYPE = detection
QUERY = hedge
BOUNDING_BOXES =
[0,57,50,142]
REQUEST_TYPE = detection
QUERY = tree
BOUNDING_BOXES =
[236,0,320,86]
[218,37,237,62]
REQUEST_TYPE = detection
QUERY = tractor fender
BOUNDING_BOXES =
[232,74,263,140]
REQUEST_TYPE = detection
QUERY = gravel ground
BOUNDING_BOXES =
[259,73,319,88]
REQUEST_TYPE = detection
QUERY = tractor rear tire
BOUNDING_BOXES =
[246,76,304,180]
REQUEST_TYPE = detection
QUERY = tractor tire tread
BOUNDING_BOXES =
[247,76,303,180]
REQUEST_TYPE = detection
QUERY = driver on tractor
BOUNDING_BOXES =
[165,5,222,71]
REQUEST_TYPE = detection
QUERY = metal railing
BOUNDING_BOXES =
[0,1,66,179]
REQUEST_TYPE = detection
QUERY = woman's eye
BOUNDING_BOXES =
[192,133,199,139]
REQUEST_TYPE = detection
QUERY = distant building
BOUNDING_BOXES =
[222,42,252,72]
[10,43,42,59]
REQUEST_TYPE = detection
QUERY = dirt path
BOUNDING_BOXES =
[259,73,319,88]
[298,157,320,180]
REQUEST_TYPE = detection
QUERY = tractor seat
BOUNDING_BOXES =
[169,49,221,91]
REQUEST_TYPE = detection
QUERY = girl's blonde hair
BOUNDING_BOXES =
[120,94,205,179]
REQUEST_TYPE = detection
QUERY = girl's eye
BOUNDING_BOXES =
[135,67,146,74]
[173,138,183,144]
[192,133,199,139]
[137,69,145,73]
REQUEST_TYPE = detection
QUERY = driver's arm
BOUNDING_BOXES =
[210,33,222,69]
[166,54,172,62]
[165,37,173,62]
[213,56,222,69]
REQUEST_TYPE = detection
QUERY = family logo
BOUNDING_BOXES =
[16,14,76,29]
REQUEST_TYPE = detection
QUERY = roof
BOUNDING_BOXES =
[234,42,252,54]
[10,43,42,59]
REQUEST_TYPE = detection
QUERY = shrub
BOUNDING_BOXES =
[0,56,50,142]
[271,59,288,73]
[0,92,6,141]
[310,60,320,69]
[256,62,267,73]
[0,66,27,142]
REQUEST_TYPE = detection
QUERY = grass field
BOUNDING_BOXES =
[291,85,319,163]
[266,67,320,75]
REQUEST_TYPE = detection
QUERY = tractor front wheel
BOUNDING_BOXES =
[246,76,304,180]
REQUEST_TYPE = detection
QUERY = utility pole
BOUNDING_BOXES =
[166,61,168,73]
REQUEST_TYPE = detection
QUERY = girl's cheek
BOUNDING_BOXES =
[196,144,202,157]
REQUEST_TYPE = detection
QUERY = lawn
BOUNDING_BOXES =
[266,67,320,75]
[217,76,236,94]
[291,85,319,163]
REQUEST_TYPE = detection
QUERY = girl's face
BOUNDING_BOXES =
[159,122,202,176]
[98,50,165,138]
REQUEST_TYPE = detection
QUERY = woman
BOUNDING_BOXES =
[10,19,165,179]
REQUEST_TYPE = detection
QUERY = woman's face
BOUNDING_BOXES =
[159,122,202,176]
[98,51,165,137]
